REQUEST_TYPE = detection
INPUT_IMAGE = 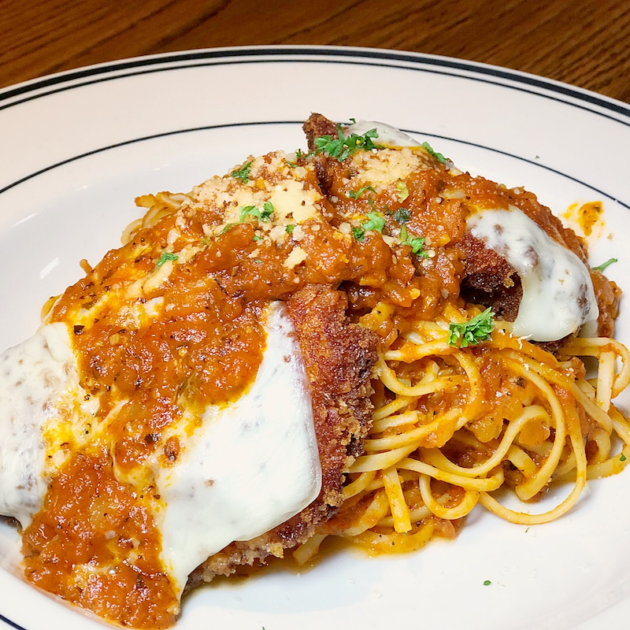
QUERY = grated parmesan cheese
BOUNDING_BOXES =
[284,247,308,269]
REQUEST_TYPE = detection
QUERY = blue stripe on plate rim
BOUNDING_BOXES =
[0,120,628,212]
[0,611,26,630]
[0,47,628,122]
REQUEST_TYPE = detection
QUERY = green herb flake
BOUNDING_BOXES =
[621,453,627,462]
[313,126,380,162]
[393,207,410,223]
[295,148,304,159]
[362,212,386,233]
[156,251,178,268]
[262,201,275,220]
[253,234,262,242]
[448,308,495,348]
[421,141,448,164]
[286,224,295,234]
[400,224,428,257]
[352,226,366,242]
[592,258,618,273]
[348,185,376,200]
[483,580,492,586]
[395,180,409,202]
[239,205,259,222]
[240,203,273,223]
[254,259,264,264]
[231,161,252,183]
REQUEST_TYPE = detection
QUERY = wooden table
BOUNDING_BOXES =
[2,0,629,104]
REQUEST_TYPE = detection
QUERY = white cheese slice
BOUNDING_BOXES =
[0,323,79,527]
[0,302,321,596]
[156,301,321,592]
[467,207,599,341]
[346,120,421,147]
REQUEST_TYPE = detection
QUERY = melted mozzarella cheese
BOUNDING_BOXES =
[156,302,321,592]
[0,303,321,595]
[467,207,599,341]
[0,324,81,527]
[346,120,420,147]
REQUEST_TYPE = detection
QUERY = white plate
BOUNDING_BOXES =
[1,46,629,630]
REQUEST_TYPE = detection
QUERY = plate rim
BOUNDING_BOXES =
[0,45,629,121]
[1,44,629,630]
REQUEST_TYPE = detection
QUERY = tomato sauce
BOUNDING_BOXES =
[22,448,178,628]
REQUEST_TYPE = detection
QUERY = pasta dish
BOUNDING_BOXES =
[0,114,627,628]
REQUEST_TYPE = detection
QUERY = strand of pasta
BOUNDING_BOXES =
[501,349,614,434]
[479,384,588,525]
[350,444,420,473]
[377,491,450,527]
[497,357,567,501]
[561,337,630,397]
[419,405,550,479]
[382,467,412,532]
[362,410,464,452]
[397,457,504,492]
[376,355,464,397]
[418,474,480,520]
[342,471,377,499]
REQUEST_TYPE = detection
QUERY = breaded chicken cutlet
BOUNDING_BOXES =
[302,113,620,345]
[189,286,377,584]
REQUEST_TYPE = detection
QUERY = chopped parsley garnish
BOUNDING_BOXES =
[286,224,295,234]
[394,207,410,223]
[400,224,428,257]
[362,212,386,233]
[352,226,366,242]
[421,141,448,164]
[348,185,376,199]
[231,161,252,183]
[353,212,386,242]
[240,205,258,222]
[219,223,235,235]
[483,580,492,586]
[253,234,262,242]
[295,148,304,159]
[156,251,178,268]
[263,201,274,217]
[313,125,380,161]
[448,308,494,348]
[592,258,618,273]
[621,453,627,462]
[254,259,263,264]
[239,202,274,223]
[395,180,409,202]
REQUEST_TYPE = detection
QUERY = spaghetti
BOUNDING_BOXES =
[295,302,630,559]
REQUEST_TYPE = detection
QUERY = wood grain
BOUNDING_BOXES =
[0,0,629,103]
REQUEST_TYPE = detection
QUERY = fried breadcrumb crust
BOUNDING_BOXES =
[303,112,621,343]
[187,287,378,587]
